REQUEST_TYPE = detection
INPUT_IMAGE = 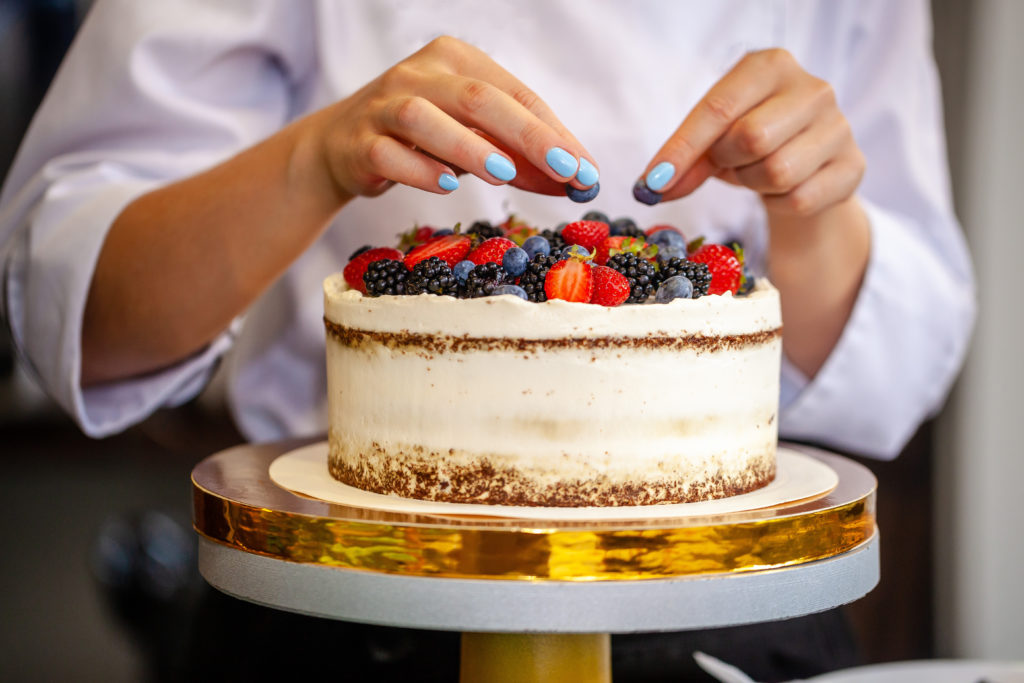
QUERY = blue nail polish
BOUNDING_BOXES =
[645,161,676,192]
[545,147,578,178]
[485,153,516,182]
[576,158,599,187]
[438,173,459,191]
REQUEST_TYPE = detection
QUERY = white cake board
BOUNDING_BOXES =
[269,443,837,521]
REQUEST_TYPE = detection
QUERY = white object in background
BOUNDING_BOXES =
[695,653,1024,682]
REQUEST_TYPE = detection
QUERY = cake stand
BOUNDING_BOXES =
[192,441,878,683]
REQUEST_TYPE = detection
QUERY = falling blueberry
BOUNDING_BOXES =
[566,181,600,203]
[492,284,529,300]
[502,247,529,277]
[453,260,475,283]
[523,235,551,259]
[655,275,694,303]
[633,179,661,206]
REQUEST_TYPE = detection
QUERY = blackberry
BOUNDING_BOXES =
[539,228,565,252]
[467,220,503,245]
[405,256,459,296]
[607,252,657,303]
[518,254,558,302]
[363,259,410,296]
[348,244,373,260]
[609,217,645,239]
[656,258,711,298]
[462,262,508,298]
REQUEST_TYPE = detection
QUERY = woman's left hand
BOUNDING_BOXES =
[637,48,865,218]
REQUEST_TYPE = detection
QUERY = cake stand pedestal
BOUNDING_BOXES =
[192,441,878,683]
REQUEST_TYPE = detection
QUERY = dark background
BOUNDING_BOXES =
[0,1,979,680]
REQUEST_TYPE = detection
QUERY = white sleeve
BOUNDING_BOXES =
[778,0,976,459]
[0,0,314,437]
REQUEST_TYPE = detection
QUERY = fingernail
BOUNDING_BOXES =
[576,157,599,187]
[485,153,516,182]
[545,147,578,178]
[633,179,662,205]
[645,161,676,192]
[438,173,459,191]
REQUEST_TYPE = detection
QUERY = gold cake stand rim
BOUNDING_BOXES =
[191,440,875,581]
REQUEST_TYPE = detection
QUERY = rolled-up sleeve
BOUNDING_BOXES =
[0,0,313,437]
[779,0,976,459]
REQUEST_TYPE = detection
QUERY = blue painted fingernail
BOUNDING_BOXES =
[438,173,459,191]
[645,161,676,192]
[545,147,578,178]
[485,153,517,182]
[576,157,599,187]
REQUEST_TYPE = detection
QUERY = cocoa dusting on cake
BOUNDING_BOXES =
[324,318,781,355]
[329,441,775,507]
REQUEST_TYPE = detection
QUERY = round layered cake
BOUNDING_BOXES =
[324,274,782,507]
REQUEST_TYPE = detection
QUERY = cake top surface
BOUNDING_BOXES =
[324,274,780,338]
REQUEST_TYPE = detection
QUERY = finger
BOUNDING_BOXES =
[358,134,462,195]
[731,112,850,195]
[708,77,833,169]
[638,49,795,196]
[760,153,865,217]
[442,40,601,189]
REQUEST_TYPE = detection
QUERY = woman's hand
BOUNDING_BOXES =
[299,35,599,204]
[635,48,864,216]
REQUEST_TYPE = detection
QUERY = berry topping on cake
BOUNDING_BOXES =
[655,275,694,303]
[405,256,459,296]
[609,217,645,238]
[582,210,611,224]
[595,235,656,266]
[453,259,475,283]
[539,227,566,253]
[606,252,657,303]
[562,220,610,253]
[404,234,473,270]
[656,258,711,298]
[647,227,686,249]
[463,262,508,298]
[343,247,403,294]
[363,259,410,296]
[544,257,594,303]
[502,246,529,277]
[466,220,504,243]
[398,225,437,252]
[522,235,551,259]
[467,236,517,266]
[519,254,558,302]
[492,284,529,300]
[590,265,631,307]
[689,244,744,295]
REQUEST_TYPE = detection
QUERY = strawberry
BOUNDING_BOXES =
[689,243,744,295]
[397,224,436,251]
[595,235,656,266]
[561,220,610,252]
[544,258,594,303]
[343,247,403,294]
[467,236,517,265]
[589,265,630,306]
[403,234,472,269]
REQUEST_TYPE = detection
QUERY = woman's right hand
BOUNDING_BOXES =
[297,35,599,203]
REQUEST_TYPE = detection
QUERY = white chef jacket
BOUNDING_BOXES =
[0,0,975,459]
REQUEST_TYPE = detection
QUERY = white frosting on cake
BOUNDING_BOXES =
[323,273,782,506]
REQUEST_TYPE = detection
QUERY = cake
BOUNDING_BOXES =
[323,218,782,507]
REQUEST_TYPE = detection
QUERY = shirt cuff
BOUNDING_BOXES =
[778,198,975,459]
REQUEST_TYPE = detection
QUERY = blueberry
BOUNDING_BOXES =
[582,210,610,224]
[564,244,592,260]
[502,247,529,277]
[492,284,529,300]
[648,229,685,249]
[522,235,551,259]
[656,244,687,264]
[655,275,694,303]
[453,260,475,283]
[632,179,661,206]
[566,181,600,203]
[432,228,454,237]
[609,217,638,236]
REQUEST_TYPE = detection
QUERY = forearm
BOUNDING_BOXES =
[81,119,347,386]
[767,196,871,378]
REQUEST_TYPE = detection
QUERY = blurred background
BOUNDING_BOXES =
[0,0,1020,679]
